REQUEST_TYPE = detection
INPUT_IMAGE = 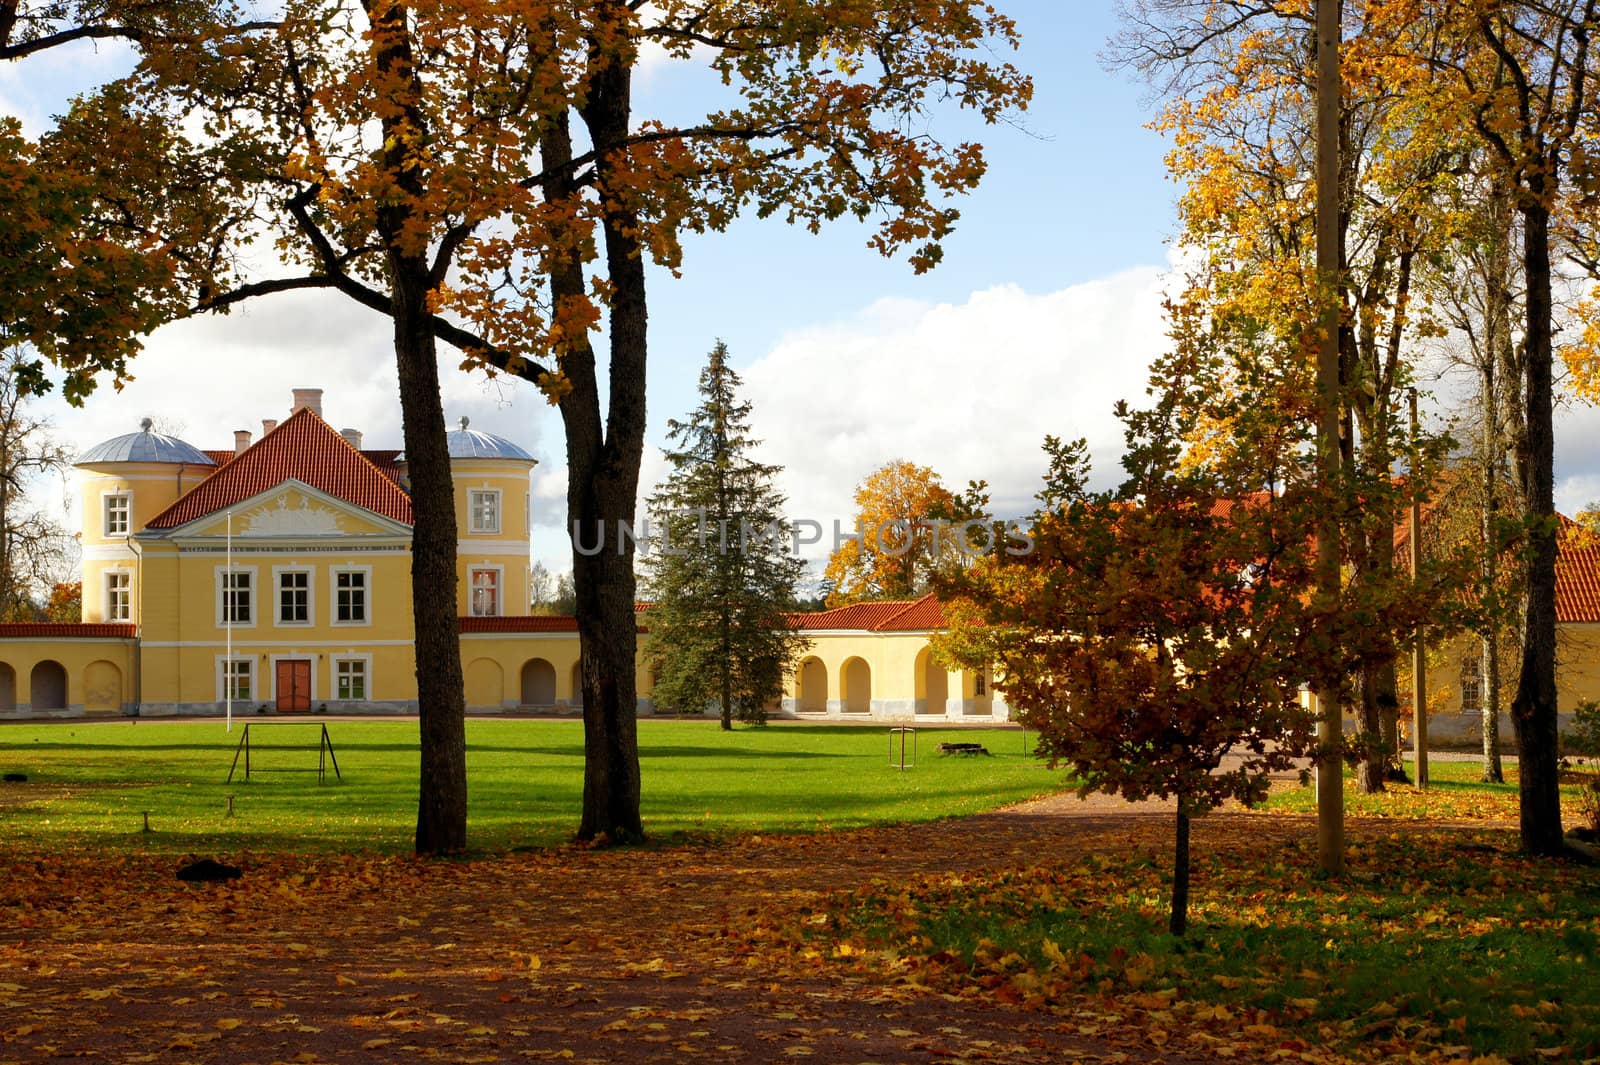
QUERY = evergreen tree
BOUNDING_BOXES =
[643,342,809,729]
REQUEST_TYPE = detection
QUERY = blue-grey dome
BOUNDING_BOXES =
[399,417,534,463]
[77,419,216,467]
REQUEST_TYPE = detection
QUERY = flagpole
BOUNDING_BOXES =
[226,512,233,733]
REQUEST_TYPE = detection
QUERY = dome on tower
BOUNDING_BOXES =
[77,419,216,467]
[398,417,534,462]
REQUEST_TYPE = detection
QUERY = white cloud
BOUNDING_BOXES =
[1557,402,1600,517]
[530,444,668,575]
[0,37,138,136]
[44,289,557,530]
[738,268,1173,555]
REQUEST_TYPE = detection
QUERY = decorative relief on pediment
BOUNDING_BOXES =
[239,494,348,536]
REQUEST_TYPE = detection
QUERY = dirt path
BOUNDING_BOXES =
[0,796,1308,1064]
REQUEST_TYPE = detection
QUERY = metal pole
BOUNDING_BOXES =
[1314,0,1345,874]
[1410,389,1429,787]
[226,512,233,733]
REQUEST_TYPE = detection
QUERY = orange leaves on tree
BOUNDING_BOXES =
[821,460,969,606]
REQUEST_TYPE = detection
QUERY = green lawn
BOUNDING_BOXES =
[0,718,1058,854]
[1260,756,1594,823]
[800,828,1600,1060]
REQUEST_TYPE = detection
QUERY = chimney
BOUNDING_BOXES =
[233,430,252,455]
[262,419,278,436]
[291,388,324,419]
[340,428,363,450]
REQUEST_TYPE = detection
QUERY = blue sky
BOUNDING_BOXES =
[11,4,1600,588]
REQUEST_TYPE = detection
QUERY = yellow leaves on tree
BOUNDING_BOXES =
[822,460,964,606]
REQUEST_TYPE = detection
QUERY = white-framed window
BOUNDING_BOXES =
[103,493,131,537]
[334,657,369,701]
[220,657,254,702]
[332,567,370,625]
[469,489,501,534]
[1461,656,1483,712]
[470,567,501,617]
[276,567,313,625]
[105,571,131,622]
[974,674,987,697]
[215,566,257,628]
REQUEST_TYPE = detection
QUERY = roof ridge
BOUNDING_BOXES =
[316,407,407,484]
[144,407,413,530]
[872,593,937,631]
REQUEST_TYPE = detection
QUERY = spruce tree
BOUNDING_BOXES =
[643,342,809,728]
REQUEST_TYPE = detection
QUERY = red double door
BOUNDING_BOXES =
[275,660,312,713]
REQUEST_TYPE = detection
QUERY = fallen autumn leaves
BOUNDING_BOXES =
[1,795,1595,1063]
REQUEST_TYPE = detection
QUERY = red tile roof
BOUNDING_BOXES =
[145,409,414,529]
[787,595,948,632]
[0,623,137,638]
[363,450,404,485]
[788,602,904,631]
[203,450,237,467]
[1557,518,1600,624]
[459,615,657,634]
[875,594,947,631]
[460,615,580,633]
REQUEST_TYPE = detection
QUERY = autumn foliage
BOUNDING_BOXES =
[936,319,1469,933]
[17,0,1033,849]
[823,461,984,606]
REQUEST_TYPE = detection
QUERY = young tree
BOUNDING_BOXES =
[642,342,809,730]
[822,460,978,605]
[937,328,1328,936]
[1431,173,1527,783]
[1111,0,1467,799]
[937,310,1467,935]
[550,572,577,617]
[527,560,555,614]
[0,353,73,620]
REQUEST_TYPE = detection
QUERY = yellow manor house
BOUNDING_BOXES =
[0,389,1005,722]
[9,385,1600,737]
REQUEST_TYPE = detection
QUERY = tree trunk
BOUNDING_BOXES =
[1480,175,1510,787]
[1483,631,1504,783]
[1170,800,1191,938]
[395,276,467,855]
[1312,0,1345,876]
[1377,660,1407,782]
[720,655,732,730]
[1355,664,1386,793]
[1511,194,1564,855]
[365,0,467,855]
[553,24,647,844]
[717,386,733,731]
[570,516,645,843]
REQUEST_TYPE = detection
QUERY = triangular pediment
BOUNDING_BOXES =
[143,406,413,530]
[152,480,412,540]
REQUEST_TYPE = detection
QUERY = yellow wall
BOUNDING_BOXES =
[779,630,1002,720]
[459,633,585,711]
[452,458,535,618]
[1411,625,1600,745]
[76,461,214,624]
[130,483,420,714]
[0,638,138,717]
